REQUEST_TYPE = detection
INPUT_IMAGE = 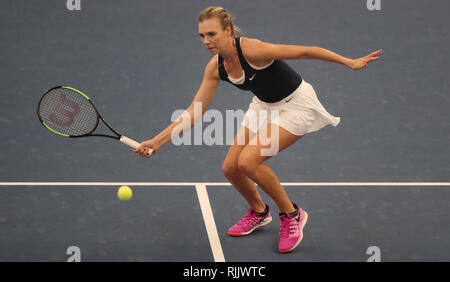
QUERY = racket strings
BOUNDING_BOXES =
[38,88,98,136]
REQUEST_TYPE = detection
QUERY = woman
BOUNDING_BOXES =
[134,6,381,253]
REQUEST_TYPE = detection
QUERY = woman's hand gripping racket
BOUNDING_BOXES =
[37,86,153,156]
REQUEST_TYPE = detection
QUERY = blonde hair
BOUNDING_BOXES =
[198,6,242,38]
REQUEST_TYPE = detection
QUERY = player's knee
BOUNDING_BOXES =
[237,154,256,176]
[221,161,239,178]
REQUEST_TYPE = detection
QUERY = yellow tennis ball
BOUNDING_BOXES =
[117,186,132,201]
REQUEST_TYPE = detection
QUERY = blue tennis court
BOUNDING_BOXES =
[0,0,449,262]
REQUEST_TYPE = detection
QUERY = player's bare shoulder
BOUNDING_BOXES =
[240,37,273,66]
[240,37,264,53]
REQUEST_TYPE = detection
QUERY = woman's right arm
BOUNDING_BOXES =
[134,56,220,158]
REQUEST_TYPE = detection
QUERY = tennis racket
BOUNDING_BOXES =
[37,86,152,154]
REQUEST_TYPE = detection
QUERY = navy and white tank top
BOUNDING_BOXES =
[218,37,302,103]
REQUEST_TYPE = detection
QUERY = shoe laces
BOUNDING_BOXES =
[237,209,262,226]
[279,215,297,238]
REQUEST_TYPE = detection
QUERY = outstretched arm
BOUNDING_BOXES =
[134,57,220,158]
[297,46,382,70]
[242,38,382,70]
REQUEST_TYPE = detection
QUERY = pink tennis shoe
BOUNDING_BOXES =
[228,205,272,236]
[278,203,308,253]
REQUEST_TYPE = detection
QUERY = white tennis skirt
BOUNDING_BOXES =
[241,80,341,136]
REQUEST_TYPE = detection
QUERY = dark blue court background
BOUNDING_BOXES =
[0,0,449,182]
[0,0,449,262]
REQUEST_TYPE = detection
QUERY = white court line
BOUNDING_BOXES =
[1,182,450,186]
[1,181,449,262]
[195,184,225,262]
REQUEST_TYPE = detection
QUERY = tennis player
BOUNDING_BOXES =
[134,6,381,253]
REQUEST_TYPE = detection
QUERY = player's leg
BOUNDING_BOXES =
[238,123,308,252]
[223,125,274,237]
[222,125,266,213]
[237,123,303,214]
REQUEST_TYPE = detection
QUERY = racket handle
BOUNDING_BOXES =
[120,136,154,154]
[120,136,140,148]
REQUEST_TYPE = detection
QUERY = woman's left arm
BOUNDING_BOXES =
[299,46,382,70]
[244,38,382,70]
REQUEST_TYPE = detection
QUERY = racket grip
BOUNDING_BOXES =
[120,136,154,155]
[120,136,140,148]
